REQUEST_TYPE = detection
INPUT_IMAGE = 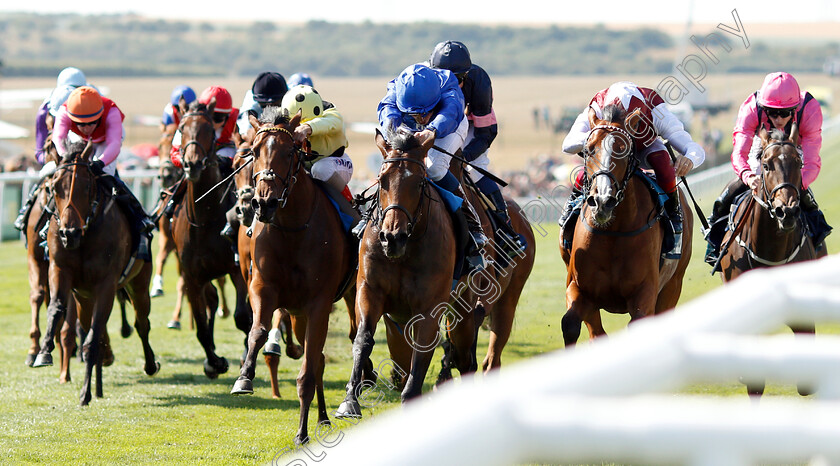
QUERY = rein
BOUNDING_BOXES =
[376,156,429,238]
[179,112,222,227]
[252,125,304,210]
[51,161,101,234]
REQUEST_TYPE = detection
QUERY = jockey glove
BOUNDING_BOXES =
[90,159,105,175]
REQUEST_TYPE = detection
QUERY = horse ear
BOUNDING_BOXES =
[289,109,302,128]
[207,97,217,115]
[179,97,189,116]
[758,126,769,143]
[81,140,94,161]
[625,108,643,133]
[249,112,260,131]
[587,106,599,128]
[374,130,389,157]
[790,123,800,145]
[420,131,435,153]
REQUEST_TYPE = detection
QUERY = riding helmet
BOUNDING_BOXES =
[170,85,197,107]
[288,72,314,88]
[281,85,323,123]
[198,85,234,113]
[395,64,442,115]
[429,41,472,75]
[758,72,801,109]
[65,86,104,123]
[251,72,288,105]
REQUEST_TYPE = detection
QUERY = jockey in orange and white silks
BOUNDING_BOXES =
[170,85,240,168]
[281,85,353,194]
[561,81,706,258]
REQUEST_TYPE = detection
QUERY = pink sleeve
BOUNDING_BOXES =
[53,108,72,158]
[798,98,822,189]
[731,94,759,184]
[97,110,124,167]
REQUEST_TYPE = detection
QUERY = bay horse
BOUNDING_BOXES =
[719,127,824,396]
[561,106,693,346]
[432,160,536,386]
[336,128,477,418]
[152,127,231,328]
[33,141,159,405]
[230,108,359,445]
[169,99,251,378]
[231,142,303,400]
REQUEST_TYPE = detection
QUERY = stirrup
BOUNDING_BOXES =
[470,230,488,249]
[663,230,683,260]
[500,231,527,258]
[140,217,156,234]
[351,217,368,240]
[220,223,236,243]
[13,214,27,231]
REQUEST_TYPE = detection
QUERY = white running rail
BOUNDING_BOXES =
[277,255,840,466]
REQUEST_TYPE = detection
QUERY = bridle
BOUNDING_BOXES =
[251,125,304,210]
[583,124,638,205]
[753,141,803,220]
[50,159,101,235]
[178,111,218,170]
[376,155,429,238]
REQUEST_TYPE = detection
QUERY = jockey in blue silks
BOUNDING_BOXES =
[373,63,488,269]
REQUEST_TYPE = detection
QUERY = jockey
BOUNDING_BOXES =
[237,72,288,137]
[705,72,829,263]
[15,67,89,231]
[282,85,354,195]
[287,72,314,88]
[429,40,526,258]
[52,86,156,235]
[561,81,705,258]
[373,63,488,269]
[165,86,240,219]
[161,85,196,133]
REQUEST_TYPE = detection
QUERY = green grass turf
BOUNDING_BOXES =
[1,135,839,464]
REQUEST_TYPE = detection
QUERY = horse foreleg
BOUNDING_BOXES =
[294,306,331,445]
[216,276,231,318]
[129,271,160,377]
[232,276,276,395]
[58,298,77,383]
[170,275,188,330]
[401,305,440,402]
[336,282,382,420]
[80,289,115,405]
[151,216,174,297]
[447,301,478,377]
[33,268,72,368]
[26,253,48,367]
[281,310,303,360]
[792,324,816,396]
[384,317,410,391]
[229,271,252,353]
[185,279,227,378]
[118,291,133,339]
[562,283,588,347]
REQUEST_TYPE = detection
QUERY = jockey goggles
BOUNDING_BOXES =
[766,107,794,119]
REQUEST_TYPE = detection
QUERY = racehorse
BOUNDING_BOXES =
[33,141,159,405]
[561,106,693,346]
[24,130,76,381]
[336,128,477,418]
[230,108,359,445]
[169,99,251,378]
[231,141,303,400]
[719,127,824,396]
[432,160,536,386]
[152,127,231,328]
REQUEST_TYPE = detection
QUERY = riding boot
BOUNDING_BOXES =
[704,178,748,265]
[800,187,832,250]
[163,179,187,218]
[488,190,526,258]
[558,188,583,250]
[103,175,156,234]
[664,191,683,259]
[221,208,239,245]
[14,181,43,231]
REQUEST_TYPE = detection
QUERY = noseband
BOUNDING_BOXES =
[584,125,638,204]
[377,156,428,237]
[251,126,303,209]
[754,141,802,219]
[179,112,218,168]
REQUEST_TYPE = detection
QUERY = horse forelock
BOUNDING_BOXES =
[61,141,87,163]
[259,106,291,126]
[386,127,421,154]
[769,128,788,144]
[601,104,626,124]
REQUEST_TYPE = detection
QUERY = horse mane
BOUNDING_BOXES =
[258,106,291,125]
[601,104,626,124]
[386,125,421,152]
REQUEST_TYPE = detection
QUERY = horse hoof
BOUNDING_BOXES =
[146,361,161,376]
[167,320,181,330]
[263,342,282,356]
[294,434,310,446]
[286,344,304,360]
[32,353,53,368]
[797,384,815,397]
[230,376,254,395]
[217,307,230,318]
[334,399,362,419]
[102,351,115,367]
[25,353,36,367]
[203,359,220,379]
[121,324,133,339]
[150,288,164,298]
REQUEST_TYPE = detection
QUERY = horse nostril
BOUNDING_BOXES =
[251,198,260,211]
[586,196,597,207]
[775,206,785,218]
[396,232,408,242]
[791,206,801,217]
[604,197,617,210]
[379,231,387,243]
[267,198,279,210]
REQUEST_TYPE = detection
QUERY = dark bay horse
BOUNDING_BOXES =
[152,127,231,328]
[561,106,692,346]
[33,141,159,405]
[719,127,824,396]
[230,108,358,445]
[336,129,476,418]
[169,99,251,378]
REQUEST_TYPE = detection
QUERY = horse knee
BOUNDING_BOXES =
[297,372,316,400]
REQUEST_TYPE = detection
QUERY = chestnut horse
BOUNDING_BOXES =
[561,106,693,346]
[24,131,76,381]
[719,127,824,396]
[169,100,251,378]
[151,127,231,327]
[33,141,159,405]
[230,108,358,445]
[431,161,536,386]
[336,129,477,419]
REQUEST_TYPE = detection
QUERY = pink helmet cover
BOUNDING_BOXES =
[758,72,801,108]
